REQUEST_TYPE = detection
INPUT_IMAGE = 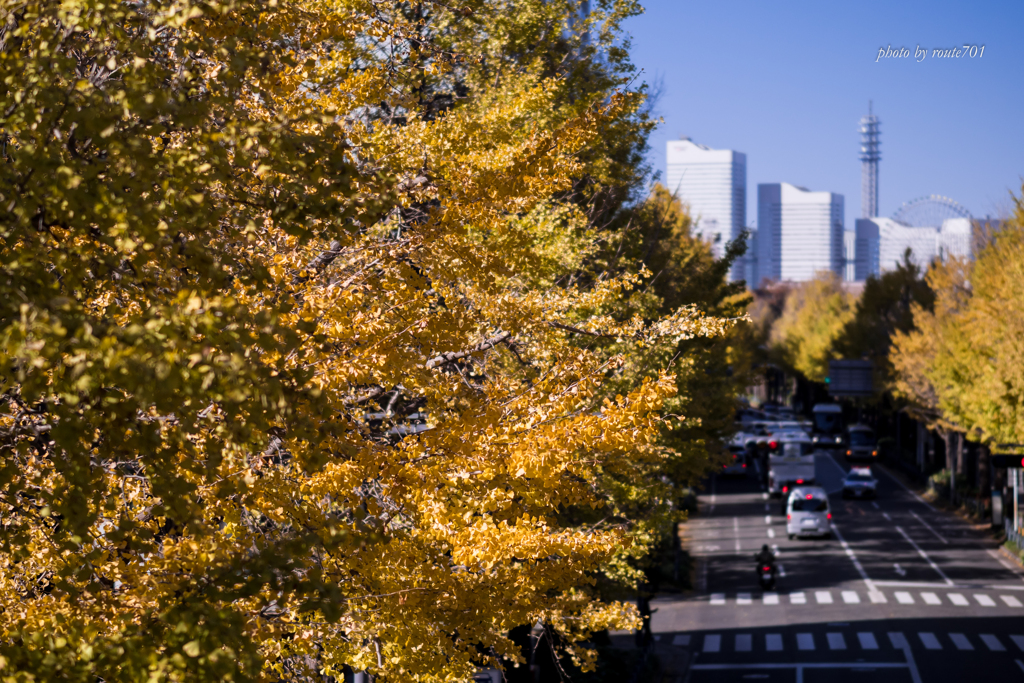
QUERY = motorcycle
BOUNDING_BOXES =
[757,560,777,590]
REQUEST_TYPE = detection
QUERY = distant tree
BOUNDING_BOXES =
[769,273,857,383]
[835,250,935,392]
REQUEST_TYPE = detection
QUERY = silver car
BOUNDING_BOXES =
[842,467,878,499]
[786,486,832,539]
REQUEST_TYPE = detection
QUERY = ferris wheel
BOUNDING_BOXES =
[891,195,972,228]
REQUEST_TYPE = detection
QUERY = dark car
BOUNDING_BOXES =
[844,426,878,461]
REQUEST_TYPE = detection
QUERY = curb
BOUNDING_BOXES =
[999,543,1024,571]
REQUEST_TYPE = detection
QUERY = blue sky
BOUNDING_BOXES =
[622,0,1024,227]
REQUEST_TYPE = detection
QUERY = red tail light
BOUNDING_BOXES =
[769,440,778,450]
[782,486,788,493]
[762,566,771,571]
[742,464,747,468]
[805,494,813,499]
[827,513,832,519]
[796,479,804,484]
[787,514,791,521]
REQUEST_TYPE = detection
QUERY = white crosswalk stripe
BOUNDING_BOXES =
[827,632,846,650]
[888,632,908,649]
[980,634,1005,651]
[857,632,878,649]
[674,629,1024,655]
[702,589,1024,606]
[949,633,973,650]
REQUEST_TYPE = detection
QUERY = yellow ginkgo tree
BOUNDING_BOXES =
[0,0,736,681]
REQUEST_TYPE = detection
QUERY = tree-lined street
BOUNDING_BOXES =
[652,451,1024,681]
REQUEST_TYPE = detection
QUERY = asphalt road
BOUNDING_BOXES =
[652,451,1024,682]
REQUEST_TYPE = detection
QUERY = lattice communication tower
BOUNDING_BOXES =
[859,102,881,218]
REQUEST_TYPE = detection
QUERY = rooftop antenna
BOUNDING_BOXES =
[859,101,881,218]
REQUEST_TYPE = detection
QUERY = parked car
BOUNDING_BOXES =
[845,425,878,461]
[842,466,878,499]
[786,486,832,539]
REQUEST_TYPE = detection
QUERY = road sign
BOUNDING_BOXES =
[992,454,1024,468]
[827,359,873,397]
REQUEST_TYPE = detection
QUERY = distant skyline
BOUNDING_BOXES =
[623,0,1024,231]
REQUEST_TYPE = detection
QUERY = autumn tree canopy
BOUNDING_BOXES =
[0,1,738,681]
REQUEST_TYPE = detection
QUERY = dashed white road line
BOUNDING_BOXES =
[764,515,771,524]
[767,528,775,538]
[896,525,954,585]
[910,510,949,544]
[858,632,878,649]
[831,522,877,592]
[980,634,1005,651]
[733,517,740,553]
[918,632,941,650]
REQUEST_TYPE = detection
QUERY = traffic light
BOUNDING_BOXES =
[992,454,1024,468]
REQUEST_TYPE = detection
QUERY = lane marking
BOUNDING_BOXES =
[949,633,973,651]
[777,563,787,577]
[831,522,876,592]
[918,632,941,650]
[691,663,908,672]
[975,593,996,607]
[1002,595,1023,607]
[790,591,806,604]
[875,464,937,511]
[797,633,815,651]
[736,634,752,652]
[827,633,846,650]
[763,592,779,605]
[765,515,771,524]
[765,633,783,651]
[710,593,725,605]
[858,632,878,649]
[737,593,752,605]
[910,510,949,544]
[869,590,887,603]
[767,528,775,538]
[762,492,768,500]
[764,503,770,512]
[1017,660,1024,675]
[894,563,907,577]
[896,525,954,585]
[841,590,860,604]
[895,591,914,604]
[980,634,1005,651]
[815,591,833,604]
[882,512,892,521]
[672,634,690,647]
[1011,635,1024,651]
[871,501,880,509]
[921,592,941,605]
[704,634,721,653]
[874,580,959,587]
[733,517,741,553]
[948,593,969,606]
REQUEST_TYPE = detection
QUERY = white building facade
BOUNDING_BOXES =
[854,217,972,279]
[755,183,844,285]
[665,139,747,275]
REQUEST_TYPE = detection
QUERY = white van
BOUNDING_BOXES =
[786,486,832,539]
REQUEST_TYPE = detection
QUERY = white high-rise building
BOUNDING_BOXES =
[755,183,844,285]
[665,138,746,274]
[854,217,972,278]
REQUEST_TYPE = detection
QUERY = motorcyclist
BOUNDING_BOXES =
[754,544,775,567]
